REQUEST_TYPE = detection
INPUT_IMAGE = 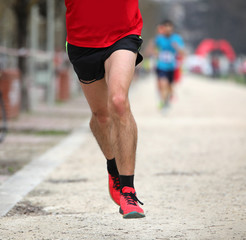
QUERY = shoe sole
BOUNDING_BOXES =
[123,212,145,219]
[119,207,145,219]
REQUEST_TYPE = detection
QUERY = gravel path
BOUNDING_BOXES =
[0,74,246,240]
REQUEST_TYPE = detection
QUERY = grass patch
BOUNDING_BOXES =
[233,75,246,85]
[9,129,70,136]
[221,74,246,85]
[34,130,69,136]
[7,166,15,174]
[0,160,23,175]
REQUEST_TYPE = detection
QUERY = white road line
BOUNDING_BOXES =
[0,119,90,217]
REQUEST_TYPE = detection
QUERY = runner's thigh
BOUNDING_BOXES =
[80,78,108,114]
[104,50,137,96]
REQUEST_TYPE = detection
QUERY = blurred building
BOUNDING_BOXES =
[140,0,246,55]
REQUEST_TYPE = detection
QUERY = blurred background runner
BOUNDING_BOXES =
[146,19,185,111]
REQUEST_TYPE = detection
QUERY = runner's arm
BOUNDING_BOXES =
[172,42,185,56]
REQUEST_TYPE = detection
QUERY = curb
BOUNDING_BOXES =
[0,119,90,217]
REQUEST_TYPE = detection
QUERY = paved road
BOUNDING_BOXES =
[0,74,246,240]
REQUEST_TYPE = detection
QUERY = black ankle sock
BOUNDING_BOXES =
[119,175,134,190]
[107,158,119,176]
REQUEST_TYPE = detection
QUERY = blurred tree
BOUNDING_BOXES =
[11,0,38,111]
[139,0,167,47]
[10,0,65,111]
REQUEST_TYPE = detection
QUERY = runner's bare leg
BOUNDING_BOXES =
[81,50,138,175]
[158,77,169,102]
[105,50,137,175]
[80,79,114,160]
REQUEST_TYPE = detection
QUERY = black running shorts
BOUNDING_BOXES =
[156,69,175,84]
[67,35,143,84]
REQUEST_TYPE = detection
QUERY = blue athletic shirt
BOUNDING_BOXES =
[155,33,184,71]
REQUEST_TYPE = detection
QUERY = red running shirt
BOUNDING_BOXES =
[65,0,143,48]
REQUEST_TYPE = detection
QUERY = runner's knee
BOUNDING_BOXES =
[108,94,129,117]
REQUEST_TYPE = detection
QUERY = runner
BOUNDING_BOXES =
[64,0,145,218]
[154,20,184,109]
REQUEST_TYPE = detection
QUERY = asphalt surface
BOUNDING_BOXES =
[0,74,246,240]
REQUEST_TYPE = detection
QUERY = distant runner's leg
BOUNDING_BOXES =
[159,78,169,104]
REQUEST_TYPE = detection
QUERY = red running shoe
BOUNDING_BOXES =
[119,186,145,219]
[108,173,121,206]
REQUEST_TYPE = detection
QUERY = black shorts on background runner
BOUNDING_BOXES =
[156,69,175,84]
[67,35,143,84]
